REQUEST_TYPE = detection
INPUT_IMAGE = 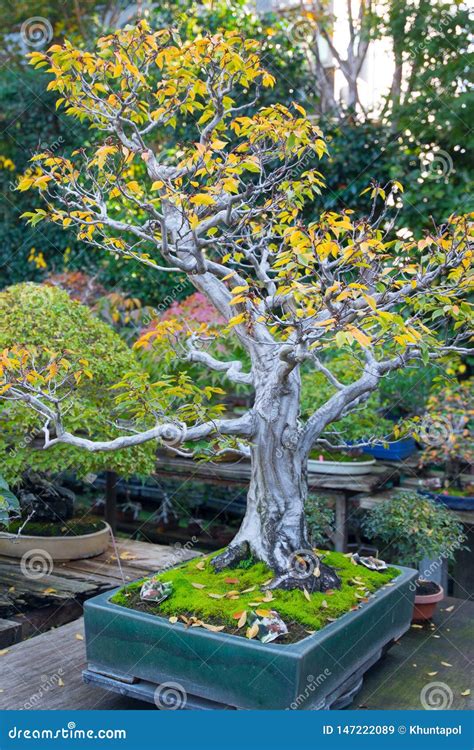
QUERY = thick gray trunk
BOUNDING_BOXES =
[234,423,308,574]
[212,370,341,591]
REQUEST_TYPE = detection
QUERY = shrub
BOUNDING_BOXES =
[362,490,466,567]
[0,283,156,483]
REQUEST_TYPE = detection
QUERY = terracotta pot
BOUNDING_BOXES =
[412,583,444,622]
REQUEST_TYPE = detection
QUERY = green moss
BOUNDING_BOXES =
[308,450,373,463]
[4,517,105,537]
[111,550,398,639]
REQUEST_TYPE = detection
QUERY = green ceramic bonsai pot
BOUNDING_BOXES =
[82,566,417,710]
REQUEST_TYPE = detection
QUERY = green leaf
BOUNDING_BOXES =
[0,476,20,526]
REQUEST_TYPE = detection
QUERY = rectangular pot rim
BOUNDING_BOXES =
[85,565,417,656]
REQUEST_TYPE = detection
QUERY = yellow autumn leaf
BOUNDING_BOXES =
[126,180,141,194]
[349,326,372,347]
[246,623,259,639]
[190,193,216,207]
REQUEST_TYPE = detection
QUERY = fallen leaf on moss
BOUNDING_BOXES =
[262,578,273,586]
[169,616,178,624]
[224,578,239,584]
[321,600,328,609]
[246,623,259,639]
[262,591,274,603]
[208,593,225,599]
[195,561,205,571]
[191,582,206,589]
[303,588,311,602]
[248,602,262,607]
[255,609,271,617]
[241,586,256,594]
[225,590,239,598]
[237,611,247,628]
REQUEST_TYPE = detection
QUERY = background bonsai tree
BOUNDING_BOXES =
[362,491,466,570]
[0,283,159,521]
[415,379,473,493]
[2,24,472,590]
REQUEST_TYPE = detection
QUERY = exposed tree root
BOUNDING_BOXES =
[265,563,341,593]
[211,542,341,593]
[210,541,250,572]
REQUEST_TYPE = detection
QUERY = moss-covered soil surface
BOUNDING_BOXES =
[3,517,106,537]
[111,550,398,643]
[308,450,374,463]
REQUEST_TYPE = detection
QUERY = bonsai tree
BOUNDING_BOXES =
[3,24,473,591]
[0,283,158,495]
[415,379,473,493]
[362,491,466,569]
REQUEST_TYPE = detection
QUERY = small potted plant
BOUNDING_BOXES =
[414,380,473,509]
[363,491,466,621]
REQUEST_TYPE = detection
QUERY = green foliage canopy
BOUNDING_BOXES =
[0,283,157,482]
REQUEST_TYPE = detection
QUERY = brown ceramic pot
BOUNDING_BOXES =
[412,582,444,622]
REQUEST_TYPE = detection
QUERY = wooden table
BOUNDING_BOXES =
[154,453,401,552]
[0,597,471,711]
[0,537,199,642]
